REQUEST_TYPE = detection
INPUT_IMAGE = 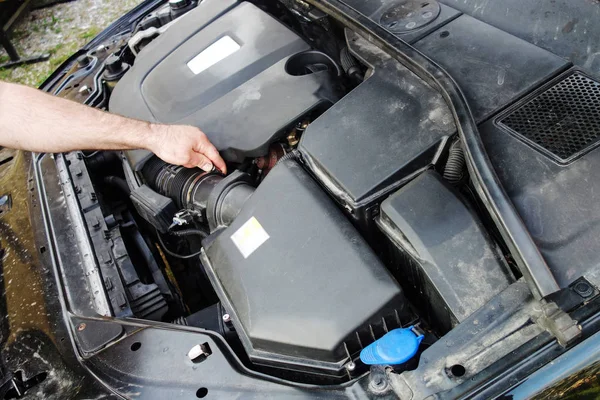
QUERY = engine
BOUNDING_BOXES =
[109,0,340,166]
[61,0,523,384]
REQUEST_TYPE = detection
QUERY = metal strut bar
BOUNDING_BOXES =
[305,0,560,300]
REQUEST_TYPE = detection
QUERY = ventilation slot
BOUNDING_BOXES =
[498,71,600,162]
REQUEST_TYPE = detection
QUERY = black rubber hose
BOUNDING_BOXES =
[443,140,466,186]
[84,151,120,172]
[340,46,363,81]
[306,0,559,299]
[169,229,208,239]
[340,46,356,71]
[104,176,131,195]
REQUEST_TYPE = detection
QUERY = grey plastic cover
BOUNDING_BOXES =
[378,171,514,333]
[110,0,336,167]
[299,31,455,210]
[201,158,406,370]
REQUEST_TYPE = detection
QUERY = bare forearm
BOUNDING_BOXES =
[0,81,152,152]
[0,81,226,171]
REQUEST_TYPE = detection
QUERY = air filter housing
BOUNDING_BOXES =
[201,158,408,379]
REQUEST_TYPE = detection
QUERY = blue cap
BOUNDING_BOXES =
[360,326,424,365]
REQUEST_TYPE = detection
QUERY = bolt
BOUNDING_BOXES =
[370,375,388,392]
[346,361,356,372]
[78,85,91,94]
[573,281,594,298]
[77,322,86,331]
[222,313,231,323]
[76,55,91,69]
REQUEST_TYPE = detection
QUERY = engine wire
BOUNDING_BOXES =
[79,150,101,158]
[156,229,204,259]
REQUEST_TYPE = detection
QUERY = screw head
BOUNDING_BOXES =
[77,322,86,331]
[346,361,356,372]
[222,314,231,323]
[573,281,594,298]
[370,375,388,392]
[78,85,91,94]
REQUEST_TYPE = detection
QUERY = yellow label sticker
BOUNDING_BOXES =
[230,217,270,258]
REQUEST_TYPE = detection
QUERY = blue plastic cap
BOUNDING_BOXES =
[359,326,424,365]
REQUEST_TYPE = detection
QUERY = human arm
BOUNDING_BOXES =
[0,81,226,172]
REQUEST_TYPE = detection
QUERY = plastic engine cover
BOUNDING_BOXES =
[201,158,407,377]
[377,171,514,334]
[109,0,338,167]
[299,31,455,230]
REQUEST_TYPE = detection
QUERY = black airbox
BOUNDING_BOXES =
[201,158,407,377]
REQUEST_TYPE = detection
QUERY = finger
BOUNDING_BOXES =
[188,152,213,172]
[193,132,227,174]
[202,145,227,174]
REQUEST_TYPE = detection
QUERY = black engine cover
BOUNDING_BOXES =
[110,0,339,168]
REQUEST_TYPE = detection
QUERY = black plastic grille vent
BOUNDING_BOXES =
[498,71,600,162]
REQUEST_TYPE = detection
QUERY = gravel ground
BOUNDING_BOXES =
[0,0,145,87]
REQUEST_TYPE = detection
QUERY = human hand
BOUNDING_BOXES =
[146,124,227,173]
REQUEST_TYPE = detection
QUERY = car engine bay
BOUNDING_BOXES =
[33,0,600,396]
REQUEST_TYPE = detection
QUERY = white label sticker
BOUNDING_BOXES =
[231,217,270,259]
[187,36,241,75]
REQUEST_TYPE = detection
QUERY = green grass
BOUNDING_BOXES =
[0,17,102,86]
[0,69,12,81]
[0,55,13,81]
[0,38,81,87]
[79,27,101,41]
[0,0,144,86]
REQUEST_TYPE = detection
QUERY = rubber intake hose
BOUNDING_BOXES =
[141,157,255,230]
